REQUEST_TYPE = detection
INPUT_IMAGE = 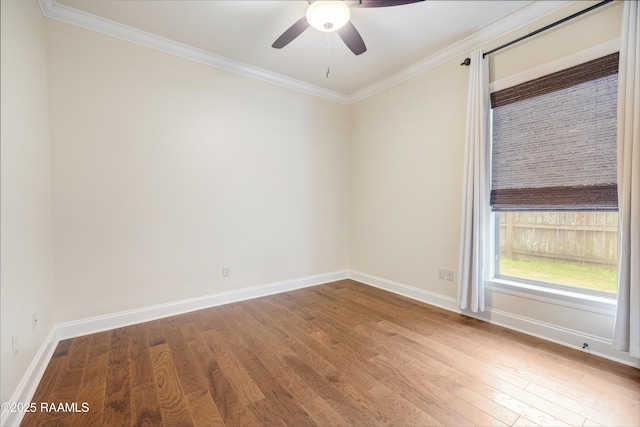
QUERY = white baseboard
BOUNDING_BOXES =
[465,305,637,366]
[348,270,459,312]
[1,328,59,427]
[347,270,639,368]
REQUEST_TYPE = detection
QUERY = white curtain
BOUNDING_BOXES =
[613,1,640,359]
[457,49,490,313]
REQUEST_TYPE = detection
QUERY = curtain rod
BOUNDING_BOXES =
[460,0,614,66]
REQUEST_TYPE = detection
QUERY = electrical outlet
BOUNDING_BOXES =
[222,266,230,277]
[12,333,19,357]
[32,312,38,330]
[446,270,454,281]
[438,269,445,280]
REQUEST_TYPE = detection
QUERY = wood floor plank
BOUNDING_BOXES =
[129,324,153,389]
[524,379,637,426]
[161,318,208,395]
[189,308,221,333]
[438,319,589,387]
[246,398,291,426]
[365,355,476,426]
[31,335,95,426]
[443,366,581,426]
[453,371,573,427]
[393,360,508,426]
[418,331,532,388]
[307,314,379,360]
[102,327,132,426]
[148,343,194,426]
[200,329,265,405]
[436,366,531,425]
[130,381,163,427]
[182,322,262,426]
[51,335,93,403]
[583,419,607,427]
[244,298,338,377]
[280,353,385,426]
[354,321,452,373]
[434,322,629,424]
[71,384,105,427]
[215,302,322,408]
[215,306,317,427]
[463,372,580,426]
[301,395,349,426]
[21,280,640,427]
[581,368,640,397]
[21,356,64,426]
[185,389,225,427]
[206,358,262,426]
[143,318,167,347]
[52,338,73,358]
[433,369,521,426]
[367,383,444,427]
[513,415,543,426]
[323,368,408,426]
[257,299,384,392]
[80,331,110,390]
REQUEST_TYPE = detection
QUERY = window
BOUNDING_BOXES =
[490,53,619,296]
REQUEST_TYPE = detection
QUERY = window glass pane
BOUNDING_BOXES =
[498,211,618,294]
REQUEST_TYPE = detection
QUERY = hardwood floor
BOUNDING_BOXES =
[22,280,640,426]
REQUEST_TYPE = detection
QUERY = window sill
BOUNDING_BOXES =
[485,278,617,316]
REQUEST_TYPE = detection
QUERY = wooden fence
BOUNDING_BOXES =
[499,212,618,269]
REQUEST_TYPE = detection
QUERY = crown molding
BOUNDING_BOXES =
[37,0,350,104]
[39,0,580,105]
[348,0,573,103]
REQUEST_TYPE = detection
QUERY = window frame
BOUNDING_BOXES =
[484,41,620,314]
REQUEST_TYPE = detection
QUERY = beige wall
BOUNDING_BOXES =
[349,1,624,340]
[349,60,468,297]
[45,20,350,323]
[1,0,57,402]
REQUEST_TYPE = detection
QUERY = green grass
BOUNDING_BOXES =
[500,257,618,293]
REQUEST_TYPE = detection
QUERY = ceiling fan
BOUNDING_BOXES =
[272,0,425,56]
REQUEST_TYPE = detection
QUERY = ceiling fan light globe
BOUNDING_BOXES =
[306,1,351,33]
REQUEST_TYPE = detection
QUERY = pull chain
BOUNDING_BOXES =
[325,33,331,78]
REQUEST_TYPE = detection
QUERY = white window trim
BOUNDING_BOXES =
[485,277,617,316]
[484,40,620,316]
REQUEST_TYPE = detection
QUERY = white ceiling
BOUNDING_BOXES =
[46,0,570,102]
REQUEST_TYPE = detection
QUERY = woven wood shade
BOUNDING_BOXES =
[490,53,619,211]
[491,53,619,107]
